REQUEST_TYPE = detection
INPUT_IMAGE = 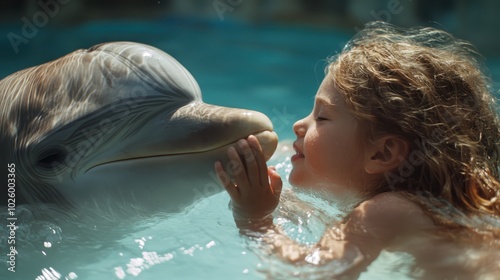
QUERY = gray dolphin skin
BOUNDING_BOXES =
[0,42,278,216]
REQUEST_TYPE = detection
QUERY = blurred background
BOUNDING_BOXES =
[0,0,499,139]
[1,0,499,51]
[1,0,499,73]
[1,1,499,59]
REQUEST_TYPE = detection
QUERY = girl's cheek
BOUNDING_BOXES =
[304,134,322,167]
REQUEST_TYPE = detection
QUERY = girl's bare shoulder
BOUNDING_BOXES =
[344,192,436,243]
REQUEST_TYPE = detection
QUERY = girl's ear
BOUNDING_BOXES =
[365,136,409,174]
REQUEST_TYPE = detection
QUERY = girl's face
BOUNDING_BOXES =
[289,75,371,198]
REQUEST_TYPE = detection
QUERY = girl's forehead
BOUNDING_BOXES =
[316,75,341,105]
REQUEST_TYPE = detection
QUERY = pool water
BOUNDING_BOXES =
[1,18,500,279]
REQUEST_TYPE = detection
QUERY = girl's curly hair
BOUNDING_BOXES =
[328,21,500,217]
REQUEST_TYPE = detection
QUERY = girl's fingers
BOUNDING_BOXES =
[215,139,282,220]
[227,146,250,192]
[247,135,269,188]
[215,161,239,197]
[217,136,276,197]
[236,139,261,188]
[268,166,283,197]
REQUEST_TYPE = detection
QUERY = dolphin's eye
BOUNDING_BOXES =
[37,149,68,169]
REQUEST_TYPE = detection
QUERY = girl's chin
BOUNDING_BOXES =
[288,171,313,190]
[288,165,319,188]
[288,169,302,187]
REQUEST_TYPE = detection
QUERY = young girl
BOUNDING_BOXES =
[214,21,500,278]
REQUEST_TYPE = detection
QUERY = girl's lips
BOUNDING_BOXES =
[291,142,304,162]
[291,153,304,162]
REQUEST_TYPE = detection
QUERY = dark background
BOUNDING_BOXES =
[0,0,499,80]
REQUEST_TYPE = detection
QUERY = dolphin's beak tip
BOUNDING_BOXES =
[253,130,278,161]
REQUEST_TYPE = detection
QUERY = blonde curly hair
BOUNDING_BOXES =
[328,21,500,217]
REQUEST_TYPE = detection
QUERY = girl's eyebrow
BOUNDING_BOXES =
[315,96,337,108]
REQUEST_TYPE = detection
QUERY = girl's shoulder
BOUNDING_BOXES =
[344,192,436,244]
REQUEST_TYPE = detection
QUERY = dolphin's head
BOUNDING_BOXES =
[0,42,278,214]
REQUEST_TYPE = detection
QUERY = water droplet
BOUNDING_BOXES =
[206,240,216,248]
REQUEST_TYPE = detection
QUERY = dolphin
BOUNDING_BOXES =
[0,42,278,216]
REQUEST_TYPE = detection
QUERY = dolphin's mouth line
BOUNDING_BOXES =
[85,130,274,173]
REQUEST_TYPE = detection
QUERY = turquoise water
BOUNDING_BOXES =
[1,18,499,279]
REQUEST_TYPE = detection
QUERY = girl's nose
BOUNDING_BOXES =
[293,118,306,137]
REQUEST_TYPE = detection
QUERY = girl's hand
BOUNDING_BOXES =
[214,135,283,223]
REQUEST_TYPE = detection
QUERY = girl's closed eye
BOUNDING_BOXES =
[315,116,329,122]
[314,106,332,122]
[313,97,336,122]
